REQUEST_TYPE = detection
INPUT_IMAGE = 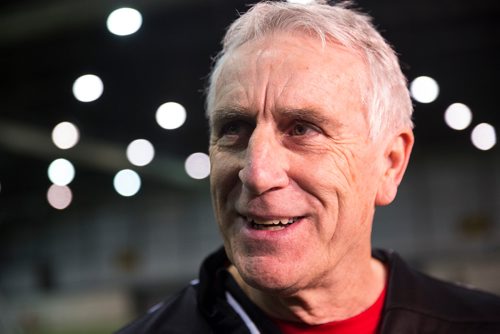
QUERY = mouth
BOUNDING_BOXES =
[243,216,303,231]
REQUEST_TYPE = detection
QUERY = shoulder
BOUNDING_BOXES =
[375,249,500,332]
[115,284,213,334]
[400,266,500,321]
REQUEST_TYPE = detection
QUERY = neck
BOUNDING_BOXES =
[228,249,387,325]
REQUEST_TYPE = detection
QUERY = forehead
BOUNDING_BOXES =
[211,32,368,121]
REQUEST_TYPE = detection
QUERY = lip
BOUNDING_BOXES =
[237,214,307,241]
[241,214,302,224]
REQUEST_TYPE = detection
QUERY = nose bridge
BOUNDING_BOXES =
[247,123,273,164]
[239,123,288,194]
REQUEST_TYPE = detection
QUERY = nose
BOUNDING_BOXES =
[238,126,289,195]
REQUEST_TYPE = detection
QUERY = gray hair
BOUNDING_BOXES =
[205,0,413,138]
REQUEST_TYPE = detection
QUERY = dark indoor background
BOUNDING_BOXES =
[1,0,499,333]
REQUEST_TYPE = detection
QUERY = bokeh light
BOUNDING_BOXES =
[52,121,80,149]
[156,102,187,130]
[126,139,155,167]
[113,169,141,197]
[47,184,73,210]
[48,158,75,186]
[410,76,439,103]
[471,123,496,151]
[72,74,104,102]
[106,8,143,36]
[185,152,210,179]
[444,103,472,131]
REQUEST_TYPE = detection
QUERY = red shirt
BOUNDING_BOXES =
[273,286,386,334]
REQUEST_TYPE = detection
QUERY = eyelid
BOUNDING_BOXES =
[287,120,323,136]
[214,121,254,149]
[219,120,245,135]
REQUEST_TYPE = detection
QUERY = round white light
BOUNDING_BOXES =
[126,139,155,167]
[52,121,80,149]
[185,152,210,180]
[471,123,496,151]
[410,76,439,104]
[113,169,141,197]
[444,103,473,131]
[47,184,73,210]
[106,8,143,36]
[48,158,75,186]
[72,74,104,102]
[156,102,187,130]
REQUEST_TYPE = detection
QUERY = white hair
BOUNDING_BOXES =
[206,0,414,137]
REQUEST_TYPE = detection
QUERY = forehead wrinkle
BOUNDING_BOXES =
[254,49,275,119]
[214,33,369,134]
[272,69,295,111]
[250,41,299,118]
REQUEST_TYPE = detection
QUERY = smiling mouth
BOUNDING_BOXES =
[244,216,303,231]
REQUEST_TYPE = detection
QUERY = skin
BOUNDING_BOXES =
[209,31,414,324]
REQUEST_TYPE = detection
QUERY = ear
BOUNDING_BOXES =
[375,129,414,206]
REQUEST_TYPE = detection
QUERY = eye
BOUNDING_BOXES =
[289,122,319,136]
[220,121,245,137]
[214,120,253,147]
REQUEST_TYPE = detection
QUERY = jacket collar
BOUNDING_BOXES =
[197,247,500,332]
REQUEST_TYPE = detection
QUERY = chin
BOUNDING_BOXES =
[233,253,305,295]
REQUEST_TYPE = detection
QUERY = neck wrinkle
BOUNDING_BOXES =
[228,250,387,325]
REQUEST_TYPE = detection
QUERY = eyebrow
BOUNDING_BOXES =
[210,106,254,128]
[210,105,342,129]
[278,108,329,125]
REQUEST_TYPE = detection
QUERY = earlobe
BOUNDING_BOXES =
[375,129,414,206]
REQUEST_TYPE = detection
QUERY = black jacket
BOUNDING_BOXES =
[116,248,500,333]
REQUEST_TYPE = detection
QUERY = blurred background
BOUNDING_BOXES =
[1,0,499,333]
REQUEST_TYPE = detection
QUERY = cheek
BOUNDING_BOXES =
[294,150,355,200]
[318,144,378,192]
[291,146,377,230]
[210,151,240,209]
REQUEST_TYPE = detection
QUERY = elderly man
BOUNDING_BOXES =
[118,1,500,333]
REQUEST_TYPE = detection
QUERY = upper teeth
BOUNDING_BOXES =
[246,217,299,225]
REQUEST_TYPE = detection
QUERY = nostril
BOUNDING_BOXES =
[238,165,289,196]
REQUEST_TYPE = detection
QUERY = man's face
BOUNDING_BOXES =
[209,32,389,293]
